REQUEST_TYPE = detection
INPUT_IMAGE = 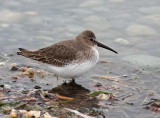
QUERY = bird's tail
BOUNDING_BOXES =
[17,48,30,55]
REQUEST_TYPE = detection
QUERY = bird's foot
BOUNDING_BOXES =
[70,78,75,83]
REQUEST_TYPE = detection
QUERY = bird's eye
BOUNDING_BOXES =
[90,38,94,41]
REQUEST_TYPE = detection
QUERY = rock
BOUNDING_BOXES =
[19,110,27,116]
[122,55,160,69]
[9,109,17,118]
[96,93,115,100]
[8,110,57,118]
[80,0,104,7]
[26,111,40,118]
[4,84,12,89]
[41,112,56,118]
[126,24,157,36]
[2,106,12,114]
[114,38,130,45]
[96,93,110,100]
[10,66,19,71]
[34,85,41,89]
[0,62,6,66]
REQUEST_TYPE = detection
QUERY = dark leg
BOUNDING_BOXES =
[54,74,58,81]
[63,79,67,83]
[71,78,75,83]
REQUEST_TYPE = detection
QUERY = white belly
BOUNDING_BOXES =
[49,47,99,78]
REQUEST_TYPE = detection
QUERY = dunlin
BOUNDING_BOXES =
[17,30,117,79]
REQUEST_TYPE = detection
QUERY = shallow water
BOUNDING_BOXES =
[0,0,160,117]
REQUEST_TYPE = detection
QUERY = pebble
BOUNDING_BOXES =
[0,62,6,66]
[8,109,57,118]
[10,66,19,71]
[26,111,40,118]
[9,109,17,118]
[4,84,12,89]
[126,24,157,36]
[34,85,41,89]
[96,93,109,100]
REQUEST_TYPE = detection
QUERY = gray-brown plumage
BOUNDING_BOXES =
[17,30,97,67]
[17,30,117,71]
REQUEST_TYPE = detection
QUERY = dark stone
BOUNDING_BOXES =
[34,85,41,89]
[10,66,19,71]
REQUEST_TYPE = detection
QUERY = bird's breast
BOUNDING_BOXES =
[48,47,99,78]
[90,47,99,63]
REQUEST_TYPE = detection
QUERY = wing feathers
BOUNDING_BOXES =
[17,42,78,67]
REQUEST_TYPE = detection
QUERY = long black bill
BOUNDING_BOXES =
[96,41,118,54]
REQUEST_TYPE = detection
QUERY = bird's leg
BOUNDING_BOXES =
[63,79,66,83]
[54,74,59,81]
[71,78,75,83]
[56,76,58,81]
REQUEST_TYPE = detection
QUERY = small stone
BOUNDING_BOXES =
[2,106,12,114]
[34,85,41,89]
[9,109,17,118]
[41,112,55,118]
[11,76,18,82]
[0,62,6,66]
[26,111,40,118]
[19,110,27,116]
[10,66,19,71]
[96,93,109,100]
[4,84,12,89]
[0,84,4,88]
[122,75,127,77]
[95,82,102,87]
